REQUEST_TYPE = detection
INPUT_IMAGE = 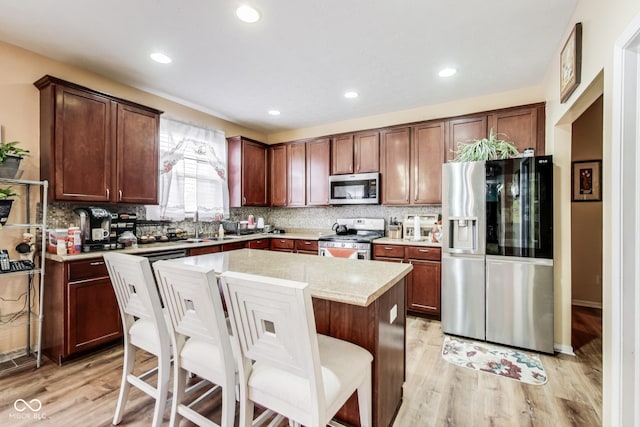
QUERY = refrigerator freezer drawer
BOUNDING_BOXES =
[486,256,554,353]
[441,254,485,341]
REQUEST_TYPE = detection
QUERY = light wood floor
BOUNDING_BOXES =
[0,307,601,426]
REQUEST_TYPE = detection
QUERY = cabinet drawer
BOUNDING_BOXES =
[373,244,405,259]
[295,240,318,252]
[270,238,294,250]
[189,246,221,256]
[248,239,270,249]
[68,259,109,282]
[406,246,441,261]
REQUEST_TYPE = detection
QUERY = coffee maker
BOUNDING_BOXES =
[74,207,113,252]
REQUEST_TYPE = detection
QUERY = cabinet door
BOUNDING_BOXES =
[67,278,122,354]
[270,238,294,252]
[269,145,287,207]
[248,238,270,250]
[116,104,159,204]
[54,85,114,202]
[354,131,379,173]
[407,260,441,315]
[242,140,268,206]
[331,134,354,175]
[488,105,543,154]
[307,138,330,206]
[221,241,247,251]
[446,115,487,161]
[288,142,306,206]
[295,239,318,254]
[412,122,445,204]
[380,128,411,205]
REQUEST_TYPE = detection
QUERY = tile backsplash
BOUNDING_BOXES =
[47,202,441,234]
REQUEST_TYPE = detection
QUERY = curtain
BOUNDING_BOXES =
[146,118,229,221]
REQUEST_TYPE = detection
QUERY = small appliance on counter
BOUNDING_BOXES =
[74,207,114,252]
[110,212,138,249]
[403,214,438,241]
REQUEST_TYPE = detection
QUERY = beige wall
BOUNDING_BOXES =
[571,96,603,307]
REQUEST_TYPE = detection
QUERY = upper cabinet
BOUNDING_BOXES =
[228,136,268,207]
[380,122,445,205]
[445,115,487,162]
[269,144,287,207]
[306,138,330,206]
[487,103,545,155]
[269,138,330,207]
[331,130,379,175]
[35,75,162,204]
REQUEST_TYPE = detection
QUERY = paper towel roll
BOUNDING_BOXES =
[413,215,421,240]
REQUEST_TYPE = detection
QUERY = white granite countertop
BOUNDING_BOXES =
[45,231,330,262]
[168,249,412,307]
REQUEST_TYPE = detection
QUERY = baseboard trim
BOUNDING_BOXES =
[554,343,575,356]
[572,299,603,309]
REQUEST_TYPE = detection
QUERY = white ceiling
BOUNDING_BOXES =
[0,0,577,135]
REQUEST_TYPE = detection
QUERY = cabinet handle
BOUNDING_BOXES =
[90,261,105,266]
[106,188,110,199]
[242,196,246,205]
[419,249,430,253]
[119,189,123,201]
[279,240,286,243]
[304,241,311,245]
[384,247,394,250]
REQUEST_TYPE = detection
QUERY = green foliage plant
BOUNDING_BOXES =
[0,141,30,163]
[0,187,18,199]
[451,128,519,162]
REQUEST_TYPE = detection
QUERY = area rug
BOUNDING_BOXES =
[441,335,548,385]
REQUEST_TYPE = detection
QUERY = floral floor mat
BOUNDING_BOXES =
[441,335,548,385]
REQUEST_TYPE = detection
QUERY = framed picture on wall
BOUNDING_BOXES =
[572,160,601,202]
[560,23,582,103]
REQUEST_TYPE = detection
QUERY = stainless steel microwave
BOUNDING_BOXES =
[329,172,379,205]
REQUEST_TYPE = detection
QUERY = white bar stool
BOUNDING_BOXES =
[220,271,373,427]
[103,252,172,427]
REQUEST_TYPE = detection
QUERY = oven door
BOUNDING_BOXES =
[319,247,369,259]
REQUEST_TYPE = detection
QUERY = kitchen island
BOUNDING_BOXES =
[171,249,412,427]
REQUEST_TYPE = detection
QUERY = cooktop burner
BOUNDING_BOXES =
[318,232,382,243]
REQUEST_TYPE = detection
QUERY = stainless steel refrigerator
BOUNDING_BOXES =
[441,156,554,353]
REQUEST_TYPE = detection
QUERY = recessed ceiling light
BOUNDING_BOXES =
[268,110,281,116]
[236,5,260,23]
[150,52,172,64]
[439,67,457,78]
[344,91,359,99]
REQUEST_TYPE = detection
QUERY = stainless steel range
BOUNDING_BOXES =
[318,218,384,259]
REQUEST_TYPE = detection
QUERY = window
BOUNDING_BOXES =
[146,118,229,221]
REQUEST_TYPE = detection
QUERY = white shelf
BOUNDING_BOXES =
[0,178,48,370]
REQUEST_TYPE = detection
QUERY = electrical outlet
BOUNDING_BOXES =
[389,304,397,324]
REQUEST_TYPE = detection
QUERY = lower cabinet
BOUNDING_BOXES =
[373,243,442,316]
[270,238,295,252]
[247,238,270,249]
[295,239,318,255]
[43,258,123,364]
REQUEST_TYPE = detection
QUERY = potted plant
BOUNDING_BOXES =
[0,141,30,179]
[0,187,17,228]
[451,128,519,162]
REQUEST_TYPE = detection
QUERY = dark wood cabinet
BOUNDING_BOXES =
[379,127,411,205]
[446,115,488,161]
[287,141,307,206]
[228,136,268,207]
[306,138,330,206]
[412,121,445,205]
[115,104,160,204]
[488,103,545,155]
[43,258,122,364]
[247,238,270,250]
[373,243,442,316]
[405,246,441,315]
[270,238,295,252]
[269,144,287,207]
[331,131,379,175]
[295,239,318,255]
[188,245,221,256]
[35,75,161,204]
